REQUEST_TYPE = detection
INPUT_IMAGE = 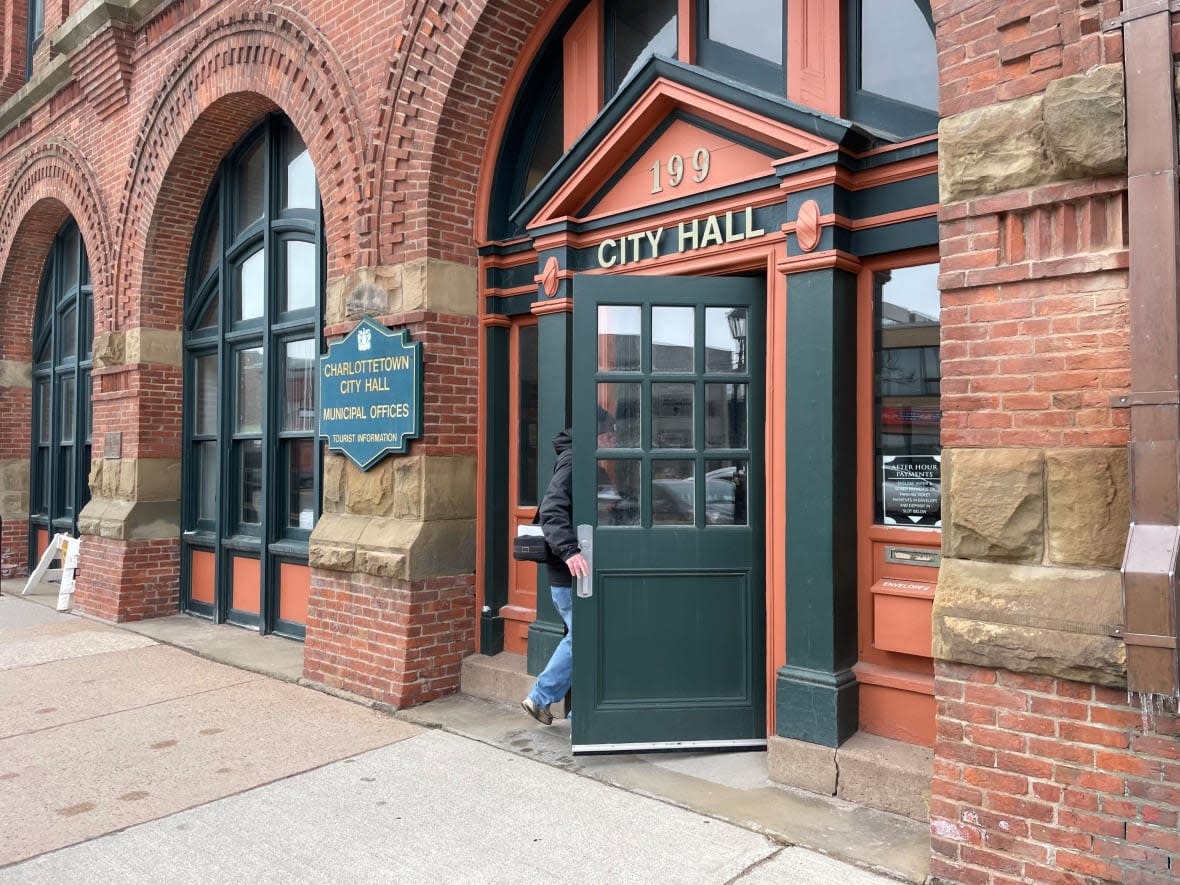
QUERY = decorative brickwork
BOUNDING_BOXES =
[69,21,134,119]
[303,569,476,708]
[932,662,1180,885]
[379,0,546,262]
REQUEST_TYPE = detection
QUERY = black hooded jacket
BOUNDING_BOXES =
[539,429,579,587]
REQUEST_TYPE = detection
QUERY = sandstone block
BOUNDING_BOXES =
[932,557,1125,687]
[401,258,477,317]
[91,331,125,369]
[943,448,1044,563]
[1046,448,1129,568]
[939,95,1048,203]
[0,359,32,387]
[127,327,182,367]
[344,457,397,516]
[326,266,403,325]
[1043,64,1126,179]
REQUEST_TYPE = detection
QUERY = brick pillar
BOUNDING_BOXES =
[74,350,182,621]
[304,261,479,707]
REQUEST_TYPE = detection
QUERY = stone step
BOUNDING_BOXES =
[460,651,932,822]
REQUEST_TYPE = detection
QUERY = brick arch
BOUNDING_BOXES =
[0,137,116,346]
[375,0,548,265]
[117,3,368,332]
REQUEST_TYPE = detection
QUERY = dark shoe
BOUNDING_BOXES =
[521,697,553,725]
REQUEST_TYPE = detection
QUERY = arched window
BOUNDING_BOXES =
[30,219,93,561]
[181,114,323,639]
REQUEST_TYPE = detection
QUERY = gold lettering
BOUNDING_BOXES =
[678,219,699,252]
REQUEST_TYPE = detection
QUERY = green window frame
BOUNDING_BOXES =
[181,114,324,637]
[29,218,93,563]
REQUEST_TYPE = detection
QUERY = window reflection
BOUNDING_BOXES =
[706,0,782,64]
[875,263,941,527]
[860,0,937,111]
[704,459,747,525]
[652,460,694,525]
[598,305,642,371]
[598,458,640,526]
[608,0,677,93]
[282,339,317,432]
[518,324,539,506]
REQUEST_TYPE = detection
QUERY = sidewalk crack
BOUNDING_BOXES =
[723,845,785,883]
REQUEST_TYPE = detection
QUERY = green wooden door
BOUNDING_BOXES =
[571,274,765,752]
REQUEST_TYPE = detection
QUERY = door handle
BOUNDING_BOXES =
[576,523,593,598]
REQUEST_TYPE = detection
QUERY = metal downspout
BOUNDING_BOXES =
[1120,0,1180,698]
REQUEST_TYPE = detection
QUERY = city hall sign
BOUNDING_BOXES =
[595,206,766,268]
[319,317,423,470]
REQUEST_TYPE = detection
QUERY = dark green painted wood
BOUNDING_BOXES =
[528,308,574,675]
[571,274,765,748]
[778,267,859,747]
[481,325,510,656]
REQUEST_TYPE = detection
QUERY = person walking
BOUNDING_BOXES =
[521,427,590,725]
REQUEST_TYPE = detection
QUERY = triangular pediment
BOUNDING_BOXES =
[514,56,878,231]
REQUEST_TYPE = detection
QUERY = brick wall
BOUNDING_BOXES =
[73,536,180,621]
[932,662,1180,885]
[303,569,476,707]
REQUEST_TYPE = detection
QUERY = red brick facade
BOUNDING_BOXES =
[0,2,1177,880]
[933,662,1180,885]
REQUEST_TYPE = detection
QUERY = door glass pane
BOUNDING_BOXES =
[60,306,77,360]
[608,0,677,93]
[705,307,747,373]
[59,375,76,443]
[235,249,264,321]
[282,127,316,211]
[597,382,640,448]
[239,439,263,525]
[284,241,316,312]
[875,263,941,527]
[598,305,641,371]
[705,459,747,525]
[598,459,640,526]
[652,460,693,525]
[861,0,937,111]
[517,325,539,506]
[706,0,782,64]
[197,440,218,523]
[286,439,315,530]
[704,383,747,448]
[195,353,218,435]
[37,380,50,444]
[651,306,693,372]
[236,347,264,433]
[652,382,693,448]
[235,139,266,235]
[282,338,317,431]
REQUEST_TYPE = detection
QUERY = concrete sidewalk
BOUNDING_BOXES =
[1,587,924,883]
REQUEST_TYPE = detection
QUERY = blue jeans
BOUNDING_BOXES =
[528,585,572,708]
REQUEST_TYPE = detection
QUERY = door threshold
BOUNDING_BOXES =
[572,738,767,755]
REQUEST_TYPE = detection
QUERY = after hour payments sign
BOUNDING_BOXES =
[319,317,423,470]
